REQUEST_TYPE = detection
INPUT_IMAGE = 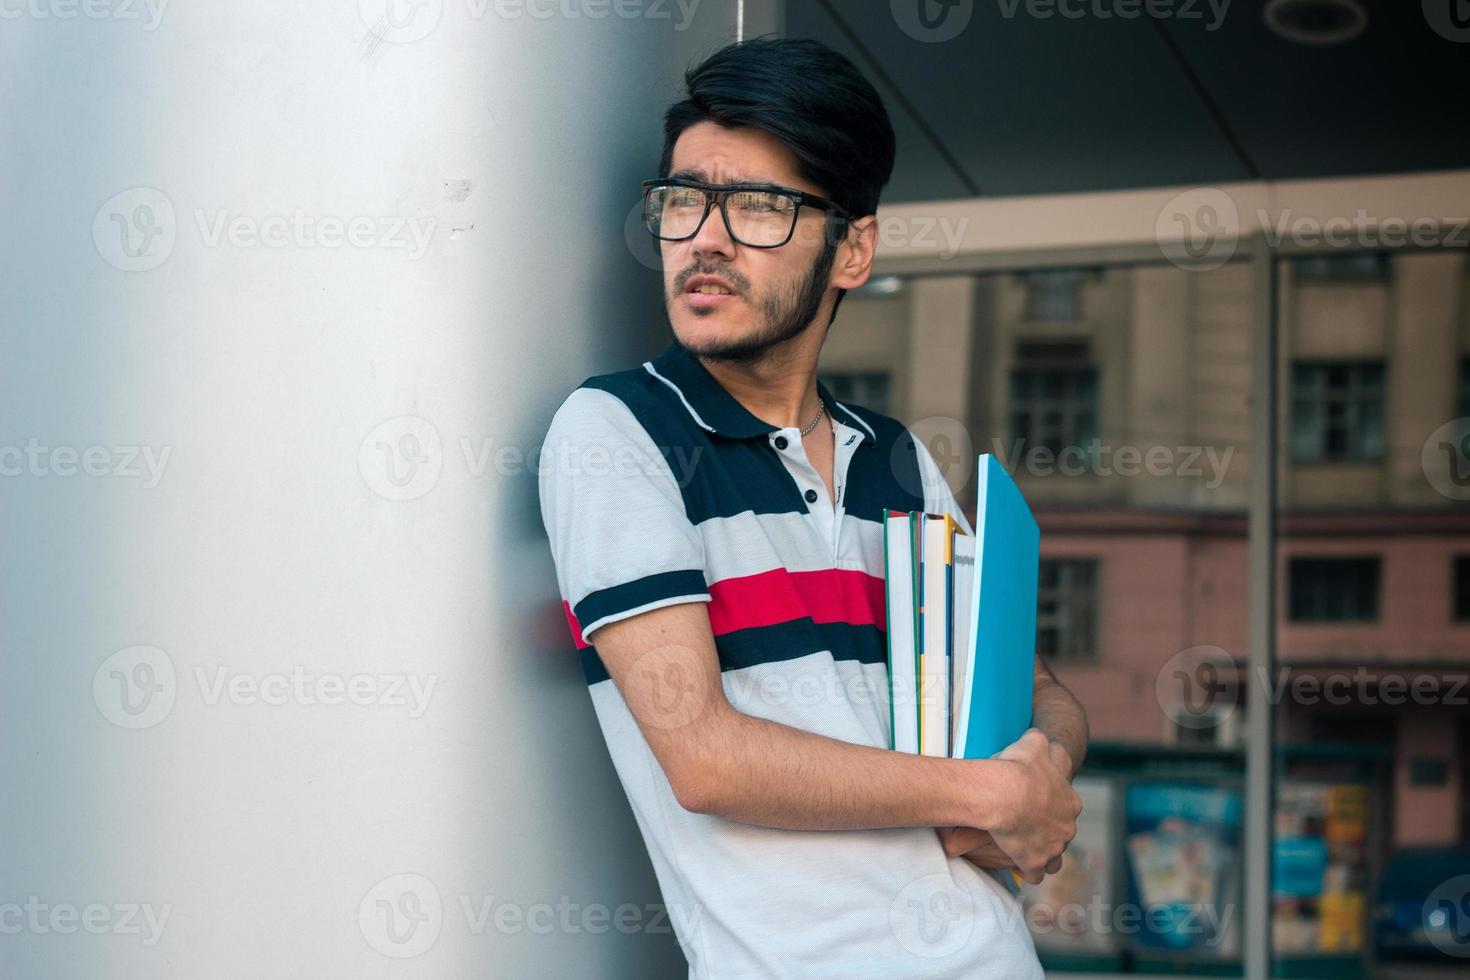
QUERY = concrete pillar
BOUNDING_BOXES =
[1387,251,1463,506]
[904,275,978,504]
[0,5,741,977]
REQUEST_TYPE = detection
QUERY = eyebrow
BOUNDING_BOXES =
[668,167,783,186]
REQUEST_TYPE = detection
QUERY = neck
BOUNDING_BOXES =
[695,335,825,431]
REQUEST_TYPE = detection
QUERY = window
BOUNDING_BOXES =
[1167,707,1242,749]
[1291,251,1392,282]
[1037,558,1098,662]
[1288,557,1380,622]
[1290,361,1385,462]
[1020,269,1086,322]
[1010,343,1098,458]
[1456,556,1470,622]
[819,371,891,416]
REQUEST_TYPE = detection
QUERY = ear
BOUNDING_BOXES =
[829,214,879,292]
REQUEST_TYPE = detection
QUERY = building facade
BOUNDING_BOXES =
[824,250,1470,849]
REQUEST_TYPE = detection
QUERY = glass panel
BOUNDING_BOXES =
[1274,246,1470,977]
[821,244,1470,975]
[827,259,1257,974]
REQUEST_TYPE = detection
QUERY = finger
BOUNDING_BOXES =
[999,728,1046,756]
[985,835,1034,870]
[964,854,1019,872]
[942,828,988,856]
[1045,854,1063,876]
[963,847,1020,871]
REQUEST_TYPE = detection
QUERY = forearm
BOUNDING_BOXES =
[1031,675,1088,777]
[677,705,1012,832]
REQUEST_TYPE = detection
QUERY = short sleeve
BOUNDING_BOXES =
[910,431,975,537]
[537,387,711,646]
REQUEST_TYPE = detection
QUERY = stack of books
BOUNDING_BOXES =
[884,454,1041,759]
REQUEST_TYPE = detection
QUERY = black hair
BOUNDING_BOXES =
[658,35,896,327]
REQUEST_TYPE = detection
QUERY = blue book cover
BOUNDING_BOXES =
[951,454,1040,760]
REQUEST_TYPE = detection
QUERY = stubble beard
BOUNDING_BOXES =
[672,236,839,368]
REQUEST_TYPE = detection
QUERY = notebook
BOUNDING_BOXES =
[950,454,1041,759]
[883,509,921,754]
[919,512,965,757]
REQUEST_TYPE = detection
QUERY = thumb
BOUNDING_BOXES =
[939,827,989,856]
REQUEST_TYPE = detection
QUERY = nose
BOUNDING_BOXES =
[687,196,736,261]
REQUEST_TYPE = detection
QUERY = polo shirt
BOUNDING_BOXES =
[537,339,1042,979]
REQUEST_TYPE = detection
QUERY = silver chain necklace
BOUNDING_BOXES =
[800,398,825,437]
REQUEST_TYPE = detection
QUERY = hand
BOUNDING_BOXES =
[985,728,1082,885]
[943,739,1076,878]
[935,826,1019,872]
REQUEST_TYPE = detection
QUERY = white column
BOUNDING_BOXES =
[0,4,740,977]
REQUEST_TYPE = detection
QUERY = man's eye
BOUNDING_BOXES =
[732,193,786,213]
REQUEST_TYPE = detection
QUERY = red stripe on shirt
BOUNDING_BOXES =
[563,600,591,650]
[707,567,886,636]
[564,567,887,650]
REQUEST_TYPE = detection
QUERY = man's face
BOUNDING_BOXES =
[658,121,844,364]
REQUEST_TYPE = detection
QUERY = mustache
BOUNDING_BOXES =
[677,267,746,294]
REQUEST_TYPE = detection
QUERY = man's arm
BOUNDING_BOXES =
[1030,651,1088,779]
[591,600,1080,882]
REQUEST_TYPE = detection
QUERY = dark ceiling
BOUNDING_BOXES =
[785,0,1470,202]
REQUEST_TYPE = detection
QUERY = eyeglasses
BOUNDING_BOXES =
[641,177,852,249]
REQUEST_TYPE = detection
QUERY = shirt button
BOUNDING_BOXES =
[804,488,818,503]
[774,435,788,450]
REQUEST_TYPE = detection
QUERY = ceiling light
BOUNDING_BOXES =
[861,276,904,296]
[1264,0,1367,46]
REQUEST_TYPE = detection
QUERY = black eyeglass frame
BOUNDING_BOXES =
[640,177,854,249]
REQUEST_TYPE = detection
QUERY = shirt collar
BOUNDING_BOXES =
[643,340,877,446]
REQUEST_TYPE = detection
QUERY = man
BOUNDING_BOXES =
[538,36,1086,978]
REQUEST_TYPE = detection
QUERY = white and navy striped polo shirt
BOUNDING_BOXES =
[538,339,1041,979]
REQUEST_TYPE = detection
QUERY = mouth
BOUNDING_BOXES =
[683,275,738,309]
